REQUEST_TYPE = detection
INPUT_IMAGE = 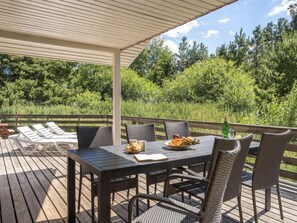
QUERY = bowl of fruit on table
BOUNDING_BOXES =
[165,134,199,149]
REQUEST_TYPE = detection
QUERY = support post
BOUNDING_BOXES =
[112,51,121,145]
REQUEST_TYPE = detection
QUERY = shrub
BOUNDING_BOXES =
[163,58,256,113]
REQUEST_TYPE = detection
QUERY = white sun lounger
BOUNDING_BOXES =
[32,124,77,139]
[9,126,77,155]
[46,122,76,135]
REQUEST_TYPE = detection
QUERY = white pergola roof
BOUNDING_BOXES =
[0,0,236,67]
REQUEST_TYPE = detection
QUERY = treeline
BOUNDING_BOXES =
[0,4,296,126]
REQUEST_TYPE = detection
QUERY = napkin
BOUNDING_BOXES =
[134,154,168,162]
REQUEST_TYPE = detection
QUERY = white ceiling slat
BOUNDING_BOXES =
[0,8,154,37]
[87,0,179,25]
[41,0,174,28]
[0,0,236,66]
[147,0,203,15]
[0,1,165,39]
[0,15,146,42]
[113,0,192,21]
[12,0,167,32]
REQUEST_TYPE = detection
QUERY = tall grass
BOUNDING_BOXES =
[0,100,255,124]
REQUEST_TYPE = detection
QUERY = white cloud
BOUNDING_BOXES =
[164,39,179,54]
[203,30,219,39]
[188,39,195,46]
[268,0,296,16]
[164,20,199,38]
[218,18,230,24]
[229,30,235,35]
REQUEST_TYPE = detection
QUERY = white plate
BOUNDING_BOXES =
[164,141,191,150]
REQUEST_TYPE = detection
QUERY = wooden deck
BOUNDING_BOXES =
[1,138,297,223]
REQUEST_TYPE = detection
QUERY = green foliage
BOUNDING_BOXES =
[163,58,255,113]
[130,37,175,86]
[216,29,250,67]
[175,36,208,72]
[71,64,112,100]
[121,69,161,102]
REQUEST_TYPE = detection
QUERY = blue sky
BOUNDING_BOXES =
[162,0,297,54]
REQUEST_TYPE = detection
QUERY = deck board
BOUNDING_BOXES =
[1,138,297,222]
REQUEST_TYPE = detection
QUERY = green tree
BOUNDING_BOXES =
[176,36,208,72]
[130,37,175,86]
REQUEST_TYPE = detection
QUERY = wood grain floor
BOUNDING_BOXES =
[1,138,297,223]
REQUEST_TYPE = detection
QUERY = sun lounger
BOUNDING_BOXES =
[46,122,76,135]
[32,124,77,139]
[9,126,77,155]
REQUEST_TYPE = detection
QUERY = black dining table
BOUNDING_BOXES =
[67,135,259,223]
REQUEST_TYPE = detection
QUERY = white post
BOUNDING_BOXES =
[112,51,121,145]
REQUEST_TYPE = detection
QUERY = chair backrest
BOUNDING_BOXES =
[200,142,240,223]
[32,124,54,138]
[46,122,65,135]
[164,121,190,140]
[125,124,156,143]
[206,138,238,180]
[224,134,253,201]
[252,130,291,190]
[76,126,113,149]
[17,126,43,141]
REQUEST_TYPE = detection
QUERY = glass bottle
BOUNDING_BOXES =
[222,116,230,138]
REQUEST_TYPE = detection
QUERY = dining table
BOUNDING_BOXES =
[67,135,260,223]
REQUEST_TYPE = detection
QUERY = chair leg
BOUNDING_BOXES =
[127,189,130,198]
[112,192,115,204]
[276,183,284,219]
[136,185,139,216]
[265,187,271,211]
[154,184,157,194]
[77,172,83,213]
[203,162,207,177]
[252,189,258,223]
[146,176,150,209]
[90,173,95,223]
[237,195,244,223]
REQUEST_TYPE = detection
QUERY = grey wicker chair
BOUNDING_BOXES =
[164,121,207,176]
[76,126,139,223]
[128,141,241,223]
[164,121,190,139]
[242,130,291,223]
[165,135,253,223]
[126,123,176,208]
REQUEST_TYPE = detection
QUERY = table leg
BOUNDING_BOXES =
[265,188,271,211]
[98,173,111,223]
[67,157,76,223]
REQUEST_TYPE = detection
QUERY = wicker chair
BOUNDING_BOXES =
[164,121,190,139]
[164,135,253,223]
[76,126,139,223]
[242,130,291,223]
[164,121,207,176]
[125,123,175,208]
[128,141,241,223]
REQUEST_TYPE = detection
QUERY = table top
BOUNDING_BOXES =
[68,135,260,178]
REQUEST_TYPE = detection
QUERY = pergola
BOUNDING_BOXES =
[0,0,236,144]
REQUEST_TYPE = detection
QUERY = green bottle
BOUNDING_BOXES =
[222,117,230,138]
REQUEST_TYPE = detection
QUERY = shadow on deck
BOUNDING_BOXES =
[0,138,296,223]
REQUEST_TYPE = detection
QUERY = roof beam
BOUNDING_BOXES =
[0,30,121,53]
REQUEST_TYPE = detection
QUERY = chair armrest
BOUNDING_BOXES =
[244,163,254,170]
[179,166,200,176]
[163,173,209,197]
[128,193,200,223]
